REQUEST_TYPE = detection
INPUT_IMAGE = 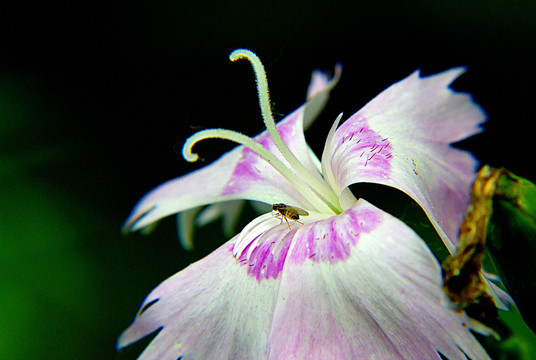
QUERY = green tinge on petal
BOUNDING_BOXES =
[485,167,536,333]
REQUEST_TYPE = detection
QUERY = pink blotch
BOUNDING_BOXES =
[234,206,381,282]
[333,115,393,180]
[235,230,293,282]
[221,113,300,196]
[289,208,380,264]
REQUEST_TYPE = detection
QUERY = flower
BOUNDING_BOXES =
[118,49,495,359]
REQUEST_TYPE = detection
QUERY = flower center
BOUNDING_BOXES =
[182,49,342,214]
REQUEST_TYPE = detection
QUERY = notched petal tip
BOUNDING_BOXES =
[436,66,467,83]
[122,205,157,234]
[327,65,486,251]
[116,325,163,352]
[412,65,467,84]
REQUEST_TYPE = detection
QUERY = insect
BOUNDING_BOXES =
[272,203,309,230]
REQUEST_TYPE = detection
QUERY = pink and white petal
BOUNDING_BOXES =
[303,64,342,129]
[326,68,485,251]
[124,106,321,232]
[119,200,490,360]
[124,64,340,233]
[268,199,490,360]
[118,211,304,359]
[117,238,280,360]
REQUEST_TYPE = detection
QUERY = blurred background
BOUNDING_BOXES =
[1,1,535,359]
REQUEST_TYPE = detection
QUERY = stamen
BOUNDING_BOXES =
[229,49,341,213]
[182,128,334,213]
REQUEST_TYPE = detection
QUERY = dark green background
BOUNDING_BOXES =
[1,1,535,359]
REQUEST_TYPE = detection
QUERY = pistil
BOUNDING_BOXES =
[230,49,341,213]
[183,128,334,213]
[182,49,344,214]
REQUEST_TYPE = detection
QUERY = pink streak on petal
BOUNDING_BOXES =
[236,229,293,281]
[220,110,321,205]
[237,206,381,282]
[267,199,490,360]
[119,200,491,360]
[124,66,337,232]
[330,114,393,184]
[289,207,381,264]
[118,240,278,360]
[220,150,264,195]
[327,68,485,252]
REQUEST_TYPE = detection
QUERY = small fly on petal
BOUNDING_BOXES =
[272,203,309,229]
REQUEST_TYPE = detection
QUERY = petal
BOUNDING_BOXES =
[117,239,279,360]
[176,206,202,250]
[268,199,490,360]
[303,64,342,129]
[176,200,247,250]
[124,68,339,232]
[325,68,485,251]
[119,200,491,360]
